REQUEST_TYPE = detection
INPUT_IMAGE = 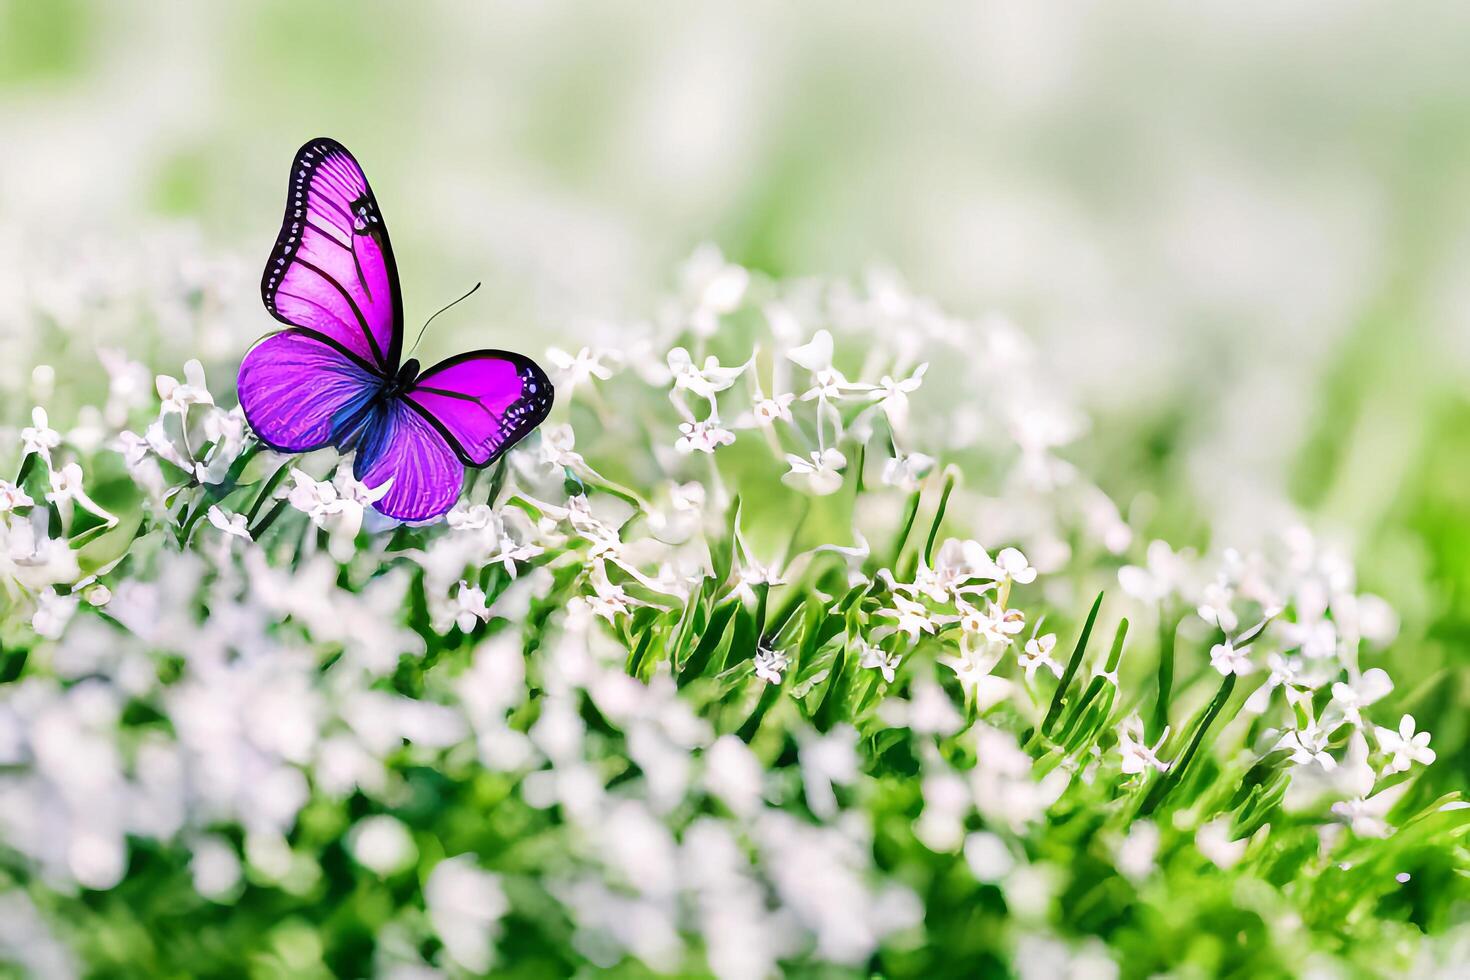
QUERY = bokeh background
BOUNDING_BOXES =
[2,0,1466,787]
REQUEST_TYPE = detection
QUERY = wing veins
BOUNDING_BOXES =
[291,256,385,367]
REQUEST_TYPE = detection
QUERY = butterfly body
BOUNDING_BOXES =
[238,139,553,522]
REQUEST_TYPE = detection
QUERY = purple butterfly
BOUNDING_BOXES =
[237,138,553,522]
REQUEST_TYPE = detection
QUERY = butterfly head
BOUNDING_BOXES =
[391,358,421,392]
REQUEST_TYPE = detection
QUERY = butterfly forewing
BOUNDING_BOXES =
[261,138,403,372]
[404,351,555,466]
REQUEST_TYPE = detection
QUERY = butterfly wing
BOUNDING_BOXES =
[403,351,555,466]
[353,399,463,522]
[238,330,382,453]
[261,138,404,371]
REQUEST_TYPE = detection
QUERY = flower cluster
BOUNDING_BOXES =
[0,242,1459,977]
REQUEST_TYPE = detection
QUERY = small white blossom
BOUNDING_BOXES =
[957,599,1024,644]
[1118,540,1189,604]
[1244,652,1306,713]
[993,547,1037,585]
[31,587,80,639]
[0,480,35,512]
[868,364,927,430]
[667,348,746,401]
[789,330,857,402]
[783,448,847,496]
[586,562,633,622]
[751,392,796,426]
[681,244,749,335]
[1118,716,1170,775]
[1197,581,1239,633]
[206,506,251,541]
[1209,640,1255,677]
[1330,668,1393,727]
[452,581,491,633]
[20,407,62,464]
[546,346,614,392]
[882,594,937,639]
[1018,633,1062,681]
[1375,714,1435,773]
[881,452,934,492]
[858,644,901,683]
[539,423,585,469]
[674,419,735,454]
[1279,724,1337,772]
[753,647,789,684]
[46,462,117,526]
[155,359,214,415]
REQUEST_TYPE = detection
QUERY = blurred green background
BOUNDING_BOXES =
[1,0,1466,792]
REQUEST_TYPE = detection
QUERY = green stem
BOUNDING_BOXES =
[1139,671,1238,817]
[886,490,922,569]
[1041,591,1104,738]
[922,470,957,568]
[1150,611,1177,743]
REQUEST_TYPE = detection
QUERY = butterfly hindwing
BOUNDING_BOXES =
[404,350,554,466]
[261,138,404,371]
[353,399,463,522]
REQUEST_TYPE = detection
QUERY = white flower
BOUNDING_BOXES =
[155,359,214,415]
[681,244,749,335]
[783,448,847,495]
[1197,581,1238,633]
[287,470,342,526]
[858,644,901,683]
[1209,640,1255,677]
[46,462,117,526]
[1374,714,1435,773]
[925,538,998,600]
[753,646,790,684]
[957,599,1024,644]
[587,562,633,622]
[938,643,1011,707]
[1018,633,1062,681]
[539,423,585,469]
[1117,540,1188,604]
[20,407,62,463]
[880,451,934,493]
[993,547,1037,585]
[751,392,796,426]
[1244,651,1305,713]
[667,348,745,401]
[426,856,509,975]
[1118,716,1170,775]
[789,330,858,402]
[99,347,153,425]
[0,480,35,512]
[206,506,252,541]
[1283,616,1338,661]
[31,586,80,639]
[1330,668,1393,727]
[349,815,417,876]
[882,594,937,639]
[868,364,927,430]
[1279,724,1337,772]
[447,502,498,532]
[546,346,614,392]
[453,581,491,633]
[674,419,735,454]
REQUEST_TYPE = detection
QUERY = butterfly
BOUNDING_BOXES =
[237,138,553,522]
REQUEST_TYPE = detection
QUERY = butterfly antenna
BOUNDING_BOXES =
[410,282,482,356]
